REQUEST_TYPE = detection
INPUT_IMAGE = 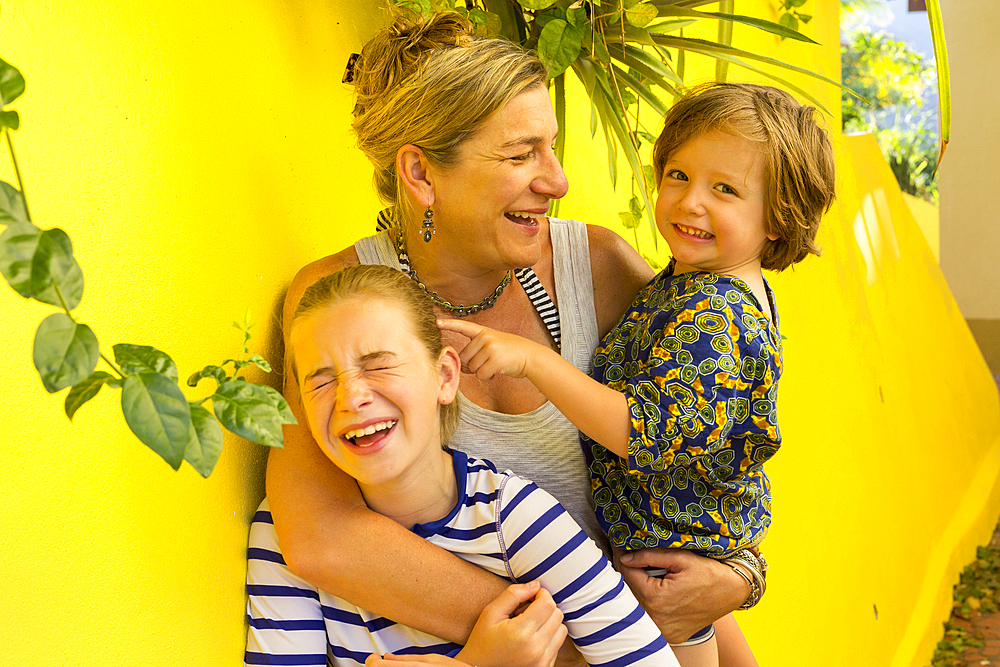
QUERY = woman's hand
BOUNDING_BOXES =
[615,547,749,643]
[456,580,568,667]
[437,319,541,380]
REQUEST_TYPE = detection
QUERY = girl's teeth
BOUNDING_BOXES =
[344,420,396,442]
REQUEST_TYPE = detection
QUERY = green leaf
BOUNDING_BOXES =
[650,34,846,94]
[246,355,273,373]
[654,4,819,44]
[32,313,99,393]
[519,0,557,9]
[618,211,640,230]
[184,402,224,478]
[187,364,229,388]
[0,110,20,131]
[610,64,673,116]
[716,0,734,81]
[113,343,179,382]
[566,5,587,28]
[926,0,951,166]
[0,221,40,297]
[626,2,658,27]
[65,371,116,420]
[537,19,584,79]
[0,224,85,309]
[787,0,808,7]
[0,181,28,225]
[468,7,487,25]
[797,14,812,24]
[0,58,26,107]
[121,372,191,469]
[212,380,295,449]
[33,228,84,309]
[779,12,798,33]
[629,194,643,220]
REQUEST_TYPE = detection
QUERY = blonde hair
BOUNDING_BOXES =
[652,82,836,271]
[352,11,547,226]
[291,265,461,448]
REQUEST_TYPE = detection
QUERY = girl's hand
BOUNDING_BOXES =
[456,580,568,667]
[615,547,749,643]
[366,654,472,666]
[437,319,540,381]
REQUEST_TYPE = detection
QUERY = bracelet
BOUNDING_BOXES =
[722,548,768,610]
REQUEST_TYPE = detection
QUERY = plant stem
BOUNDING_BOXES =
[5,128,29,219]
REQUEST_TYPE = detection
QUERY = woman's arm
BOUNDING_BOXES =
[266,251,508,643]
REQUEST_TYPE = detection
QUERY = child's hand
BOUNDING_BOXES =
[365,654,472,666]
[456,580,567,667]
[437,319,540,380]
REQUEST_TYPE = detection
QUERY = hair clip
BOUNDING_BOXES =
[342,53,360,84]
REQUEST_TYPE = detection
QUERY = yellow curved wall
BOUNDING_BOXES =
[1,2,997,666]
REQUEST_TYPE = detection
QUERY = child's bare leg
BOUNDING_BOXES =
[671,634,718,667]
[714,613,758,667]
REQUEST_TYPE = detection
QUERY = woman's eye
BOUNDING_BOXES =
[509,152,532,162]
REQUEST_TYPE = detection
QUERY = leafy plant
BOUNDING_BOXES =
[0,58,296,477]
[774,0,812,36]
[842,28,938,203]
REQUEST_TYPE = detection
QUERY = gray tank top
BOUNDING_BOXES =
[355,218,606,551]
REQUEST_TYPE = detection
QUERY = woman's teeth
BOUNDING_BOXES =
[343,420,396,445]
[507,212,538,223]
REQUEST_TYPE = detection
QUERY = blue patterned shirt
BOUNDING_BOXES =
[584,264,781,557]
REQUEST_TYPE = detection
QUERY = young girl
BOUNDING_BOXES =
[244,265,679,667]
[439,82,837,666]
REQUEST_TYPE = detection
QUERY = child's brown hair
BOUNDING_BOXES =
[652,82,836,271]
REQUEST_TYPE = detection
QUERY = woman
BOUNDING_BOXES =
[265,11,754,665]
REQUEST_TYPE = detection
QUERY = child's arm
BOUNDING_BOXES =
[437,319,630,458]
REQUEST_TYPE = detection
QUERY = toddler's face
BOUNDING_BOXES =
[654,129,777,280]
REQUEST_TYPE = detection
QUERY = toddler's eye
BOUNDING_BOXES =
[665,169,688,181]
[715,183,737,195]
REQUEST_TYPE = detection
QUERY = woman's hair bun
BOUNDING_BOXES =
[353,11,474,119]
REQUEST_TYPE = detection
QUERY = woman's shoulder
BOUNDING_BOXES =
[583,224,656,339]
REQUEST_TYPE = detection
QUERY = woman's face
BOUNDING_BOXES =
[427,85,569,271]
[291,296,458,489]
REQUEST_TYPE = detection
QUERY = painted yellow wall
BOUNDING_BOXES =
[0,1,385,664]
[1,2,997,667]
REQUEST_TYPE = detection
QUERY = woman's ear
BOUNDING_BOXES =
[437,346,461,406]
[397,144,435,207]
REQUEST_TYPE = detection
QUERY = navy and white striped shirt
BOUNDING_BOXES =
[245,450,676,666]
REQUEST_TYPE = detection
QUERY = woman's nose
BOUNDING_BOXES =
[533,149,569,200]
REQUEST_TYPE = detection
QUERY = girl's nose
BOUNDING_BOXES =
[336,373,373,412]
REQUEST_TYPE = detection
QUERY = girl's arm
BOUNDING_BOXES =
[436,319,631,458]
[266,253,508,643]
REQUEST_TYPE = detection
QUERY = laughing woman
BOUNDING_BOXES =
[260,10,754,666]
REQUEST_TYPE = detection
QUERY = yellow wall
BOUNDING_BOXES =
[1,2,998,666]
[0,1,385,664]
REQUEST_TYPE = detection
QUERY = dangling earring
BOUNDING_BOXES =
[421,203,436,243]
